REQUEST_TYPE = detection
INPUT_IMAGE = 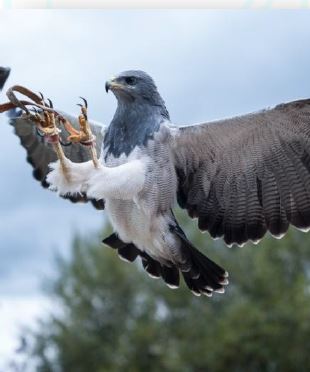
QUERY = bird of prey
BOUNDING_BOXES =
[4,70,310,297]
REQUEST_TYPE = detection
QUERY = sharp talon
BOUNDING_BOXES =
[77,103,83,108]
[59,138,72,147]
[79,96,88,108]
[39,92,48,107]
[47,99,53,108]
[36,128,45,138]
[20,104,30,115]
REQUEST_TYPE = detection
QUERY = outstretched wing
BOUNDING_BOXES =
[170,99,310,246]
[10,111,106,210]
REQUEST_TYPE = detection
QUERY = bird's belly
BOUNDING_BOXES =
[106,198,152,242]
[105,198,171,259]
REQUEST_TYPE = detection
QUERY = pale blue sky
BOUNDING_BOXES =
[0,10,310,366]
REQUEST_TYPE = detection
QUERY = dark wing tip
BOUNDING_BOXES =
[0,66,10,91]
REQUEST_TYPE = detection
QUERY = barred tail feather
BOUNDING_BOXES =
[102,231,228,296]
[102,233,180,289]
[178,234,228,297]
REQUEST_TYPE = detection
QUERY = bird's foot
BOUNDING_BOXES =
[63,97,99,168]
[65,97,92,144]
[29,96,60,137]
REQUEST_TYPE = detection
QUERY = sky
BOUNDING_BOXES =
[0,10,310,369]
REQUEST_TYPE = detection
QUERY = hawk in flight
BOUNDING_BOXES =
[3,69,310,296]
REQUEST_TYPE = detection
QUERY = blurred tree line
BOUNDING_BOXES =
[14,211,310,372]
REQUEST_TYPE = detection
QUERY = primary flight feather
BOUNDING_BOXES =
[4,69,310,296]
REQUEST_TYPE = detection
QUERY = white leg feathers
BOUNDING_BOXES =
[47,158,147,200]
[86,159,147,200]
[47,159,94,196]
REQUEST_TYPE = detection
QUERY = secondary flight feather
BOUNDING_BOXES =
[2,68,310,297]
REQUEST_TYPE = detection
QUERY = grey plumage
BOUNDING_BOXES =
[104,70,169,159]
[173,99,310,246]
[6,68,310,296]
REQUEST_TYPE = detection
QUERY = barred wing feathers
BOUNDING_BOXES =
[171,99,310,246]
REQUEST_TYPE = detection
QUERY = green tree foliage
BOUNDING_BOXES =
[17,211,310,372]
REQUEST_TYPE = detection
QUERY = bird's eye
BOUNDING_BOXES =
[124,77,137,86]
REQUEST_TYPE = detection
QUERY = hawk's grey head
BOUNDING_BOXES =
[103,70,170,158]
[105,70,164,107]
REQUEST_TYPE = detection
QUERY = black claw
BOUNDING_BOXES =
[59,138,72,147]
[36,128,45,138]
[47,99,53,108]
[39,92,44,101]
[77,101,88,120]
[79,96,88,108]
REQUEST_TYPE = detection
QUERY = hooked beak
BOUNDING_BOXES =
[105,81,110,93]
[105,78,125,93]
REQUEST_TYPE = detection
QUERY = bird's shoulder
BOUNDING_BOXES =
[102,120,173,167]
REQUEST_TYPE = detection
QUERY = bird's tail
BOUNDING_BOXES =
[170,224,229,296]
[102,233,181,289]
[103,230,229,297]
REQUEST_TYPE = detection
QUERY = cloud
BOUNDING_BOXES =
[0,9,310,365]
[1,8,310,297]
[1,7,310,293]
